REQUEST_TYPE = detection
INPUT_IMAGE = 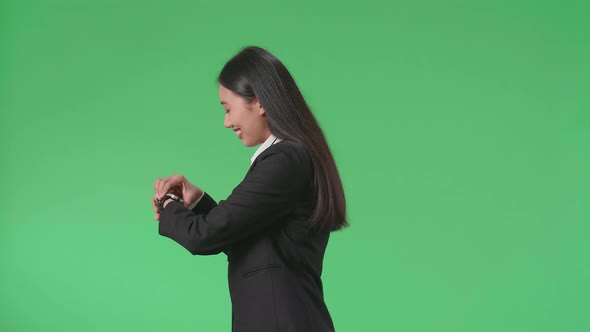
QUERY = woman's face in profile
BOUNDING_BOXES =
[219,84,270,147]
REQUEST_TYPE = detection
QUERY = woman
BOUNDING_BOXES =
[152,46,348,332]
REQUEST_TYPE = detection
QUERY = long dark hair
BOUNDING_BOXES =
[218,46,348,232]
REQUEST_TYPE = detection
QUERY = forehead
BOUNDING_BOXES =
[219,84,244,105]
[219,84,234,98]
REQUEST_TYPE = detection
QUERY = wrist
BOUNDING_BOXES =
[156,193,183,210]
[162,197,174,208]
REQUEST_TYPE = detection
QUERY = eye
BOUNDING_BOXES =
[225,109,230,113]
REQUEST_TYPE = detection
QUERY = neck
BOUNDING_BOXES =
[261,129,273,142]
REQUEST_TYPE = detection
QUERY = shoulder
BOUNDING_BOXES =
[241,139,313,195]
[252,139,313,176]
[261,139,310,163]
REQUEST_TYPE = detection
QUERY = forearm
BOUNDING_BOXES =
[158,200,228,255]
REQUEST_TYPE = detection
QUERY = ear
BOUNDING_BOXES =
[252,97,266,116]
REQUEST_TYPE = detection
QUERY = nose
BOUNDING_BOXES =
[223,113,231,128]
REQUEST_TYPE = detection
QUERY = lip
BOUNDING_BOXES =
[233,128,243,139]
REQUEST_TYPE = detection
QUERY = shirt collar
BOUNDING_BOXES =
[251,134,282,165]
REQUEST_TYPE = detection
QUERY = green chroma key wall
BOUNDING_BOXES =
[1,0,588,331]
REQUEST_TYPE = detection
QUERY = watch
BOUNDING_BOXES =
[156,193,184,210]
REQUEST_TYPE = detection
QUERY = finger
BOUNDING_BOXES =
[158,174,184,198]
[157,178,169,199]
[154,178,161,196]
[157,179,169,199]
[172,175,186,197]
[155,179,162,198]
[152,195,159,213]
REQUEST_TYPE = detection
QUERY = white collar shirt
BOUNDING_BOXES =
[250,134,282,165]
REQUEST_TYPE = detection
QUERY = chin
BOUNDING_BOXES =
[241,136,262,147]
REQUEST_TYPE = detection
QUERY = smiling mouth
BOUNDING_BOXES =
[234,128,243,139]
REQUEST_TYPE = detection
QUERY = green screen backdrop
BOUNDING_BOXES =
[1,0,588,331]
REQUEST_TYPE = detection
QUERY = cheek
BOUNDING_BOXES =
[238,113,252,129]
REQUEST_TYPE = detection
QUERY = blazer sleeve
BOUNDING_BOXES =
[158,144,312,255]
[190,192,218,215]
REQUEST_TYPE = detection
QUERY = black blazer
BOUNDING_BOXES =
[158,139,335,332]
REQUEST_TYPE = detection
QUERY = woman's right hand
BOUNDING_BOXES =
[152,174,204,221]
